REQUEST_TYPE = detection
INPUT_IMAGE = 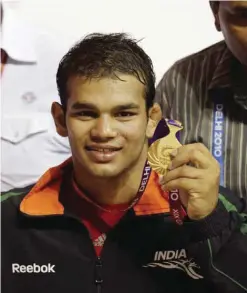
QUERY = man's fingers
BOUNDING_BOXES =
[163,165,204,184]
[190,143,212,157]
[171,143,212,160]
[169,147,211,170]
[161,177,200,193]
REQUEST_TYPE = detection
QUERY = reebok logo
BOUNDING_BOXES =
[143,249,203,280]
[12,263,55,274]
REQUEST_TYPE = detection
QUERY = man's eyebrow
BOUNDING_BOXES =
[114,103,140,111]
[71,102,97,110]
[71,102,140,111]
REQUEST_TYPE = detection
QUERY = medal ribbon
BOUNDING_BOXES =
[149,119,186,225]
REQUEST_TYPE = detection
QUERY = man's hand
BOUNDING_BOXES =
[159,143,220,220]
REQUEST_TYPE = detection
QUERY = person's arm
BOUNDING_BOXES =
[187,187,247,292]
[159,143,247,292]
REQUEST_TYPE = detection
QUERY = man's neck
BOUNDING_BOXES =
[73,150,148,206]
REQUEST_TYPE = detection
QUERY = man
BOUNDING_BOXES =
[1,2,70,191]
[2,33,247,293]
[155,1,247,199]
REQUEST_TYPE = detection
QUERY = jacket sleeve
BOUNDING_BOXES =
[187,186,247,292]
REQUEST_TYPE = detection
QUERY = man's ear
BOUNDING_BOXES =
[210,1,221,32]
[51,102,68,137]
[146,103,162,138]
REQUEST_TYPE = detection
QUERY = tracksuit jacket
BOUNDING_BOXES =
[2,159,247,293]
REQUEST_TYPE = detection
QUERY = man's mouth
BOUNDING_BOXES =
[85,146,122,153]
[85,146,122,163]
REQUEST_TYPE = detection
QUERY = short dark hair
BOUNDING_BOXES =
[56,33,155,110]
[210,1,220,11]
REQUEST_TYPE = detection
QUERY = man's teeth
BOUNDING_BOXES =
[90,148,117,152]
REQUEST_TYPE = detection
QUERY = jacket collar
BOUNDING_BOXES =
[20,158,170,217]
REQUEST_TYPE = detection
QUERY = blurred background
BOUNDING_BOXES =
[3,0,222,82]
[0,0,224,191]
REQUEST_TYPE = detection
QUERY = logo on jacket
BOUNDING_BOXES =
[143,249,203,280]
[93,233,107,247]
[12,263,55,274]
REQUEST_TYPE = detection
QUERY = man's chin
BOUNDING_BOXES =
[88,165,121,178]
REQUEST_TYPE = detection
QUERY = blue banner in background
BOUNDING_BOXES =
[212,101,225,186]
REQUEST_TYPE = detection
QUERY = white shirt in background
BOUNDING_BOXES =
[1,3,71,192]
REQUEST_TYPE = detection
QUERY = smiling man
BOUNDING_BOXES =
[155,1,247,199]
[2,33,247,293]
[55,76,150,205]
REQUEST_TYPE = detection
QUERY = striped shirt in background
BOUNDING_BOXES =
[155,41,247,199]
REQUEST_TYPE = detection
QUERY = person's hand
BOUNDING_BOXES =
[146,103,162,138]
[159,143,220,220]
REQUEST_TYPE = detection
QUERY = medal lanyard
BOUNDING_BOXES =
[149,119,186,225]
[167,120,186,225]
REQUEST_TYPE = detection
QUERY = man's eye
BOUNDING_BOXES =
[116,112,136,118]
[76,111,97,118]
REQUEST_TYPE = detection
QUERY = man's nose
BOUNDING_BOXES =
[90,115,118,141]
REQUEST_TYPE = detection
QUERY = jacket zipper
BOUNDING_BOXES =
[95,256,103,293]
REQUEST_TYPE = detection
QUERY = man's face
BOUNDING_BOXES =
[64,75,150,178]
[213,1,247,66]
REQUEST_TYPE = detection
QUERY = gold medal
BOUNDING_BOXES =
[148,119,185,226]
[148,120,183,175]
